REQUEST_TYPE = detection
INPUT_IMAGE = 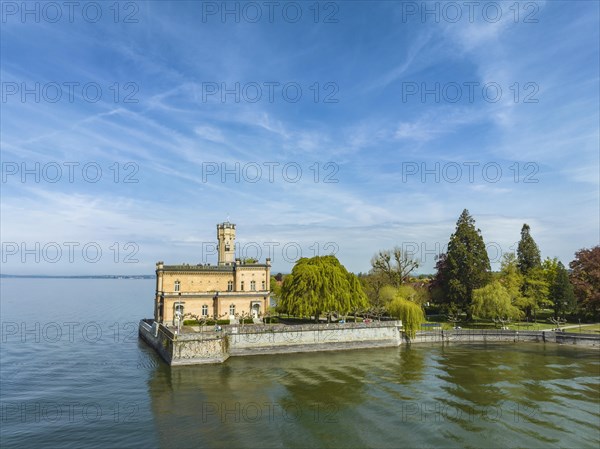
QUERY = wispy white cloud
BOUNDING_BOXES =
[1,0,597,276]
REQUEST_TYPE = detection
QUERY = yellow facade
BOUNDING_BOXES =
[154,223,271,324]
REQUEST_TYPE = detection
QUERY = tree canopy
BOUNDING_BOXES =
[548,261,575,318]
[520,266,550,319]
[569,246,600,319]
[471,281,522,322]
[440,209,491,317]
[517,224,541,275]
[387,295,424,339]
[370,247,419,287]
[498,253,524,305]
[279,255,368,321]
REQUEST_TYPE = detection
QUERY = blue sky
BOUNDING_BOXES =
[1,0,598,275]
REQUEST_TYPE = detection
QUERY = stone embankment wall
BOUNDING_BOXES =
[139,320,229,365]
[411,329,600,347]
[139,320,402,365]
[139,320,599,366]
[228,322,401,356]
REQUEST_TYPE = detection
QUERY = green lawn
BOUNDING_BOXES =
[422,317,559,331]
[564,324,600,334]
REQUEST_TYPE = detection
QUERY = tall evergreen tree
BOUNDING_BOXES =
[443,209,491,318]
[549,261,575,319]
[517,224,541,275]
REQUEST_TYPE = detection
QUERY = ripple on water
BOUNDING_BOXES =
[2,279,600,448]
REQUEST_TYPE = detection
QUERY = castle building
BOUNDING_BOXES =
[154,222,270,324]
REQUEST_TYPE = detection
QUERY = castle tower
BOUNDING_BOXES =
[217,222,236,266]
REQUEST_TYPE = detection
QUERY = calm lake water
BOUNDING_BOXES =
[1,278,599,448]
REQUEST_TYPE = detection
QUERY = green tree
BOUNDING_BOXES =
[542,257,559,283]
[388,296,424,339]
[429,252,449,305]
[549,261,575,318]
[412,284,431,307]
[569,246,600,319]
[396,284,418,302]
[359,270,388,307]
[270,275,282,300]
[521,266,550,320]
[471,281,522,324]
[443,209,491,319]
[370,247,419,287]
[517,224,541,275]
[279,255,368,322]
[499,253,524,305]
[378,284,398,305]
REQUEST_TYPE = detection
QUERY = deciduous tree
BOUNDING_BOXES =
[280,255,368,322]
[499,253,524,306]
[388,296,424,339]
[370,247,419,287]
[471,281,522,323]
[569,246,600,319]
[520,266,550,320]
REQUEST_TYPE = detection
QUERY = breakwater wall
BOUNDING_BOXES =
[139,320,599,366]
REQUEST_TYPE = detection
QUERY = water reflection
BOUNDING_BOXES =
[146,343,600,449]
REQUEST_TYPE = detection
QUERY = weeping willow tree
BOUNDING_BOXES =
[388,296,425,339]
[280,255,368,322]
[471,280,523,324]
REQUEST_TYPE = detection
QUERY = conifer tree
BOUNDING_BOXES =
[443,209,491,319]
[549,261,575,319]
[517,224,541,275]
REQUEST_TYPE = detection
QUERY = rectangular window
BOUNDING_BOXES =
[262,281,266,290]
[229,304,235,315]
[174,281,180,292]
[202,305,208,317]
[240,281,244,291]
[227,281,233,291]
[250,280,256,291]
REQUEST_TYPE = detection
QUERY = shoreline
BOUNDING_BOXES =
[138,320,600,366]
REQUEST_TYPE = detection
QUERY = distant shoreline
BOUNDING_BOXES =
[0,274,155,279]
